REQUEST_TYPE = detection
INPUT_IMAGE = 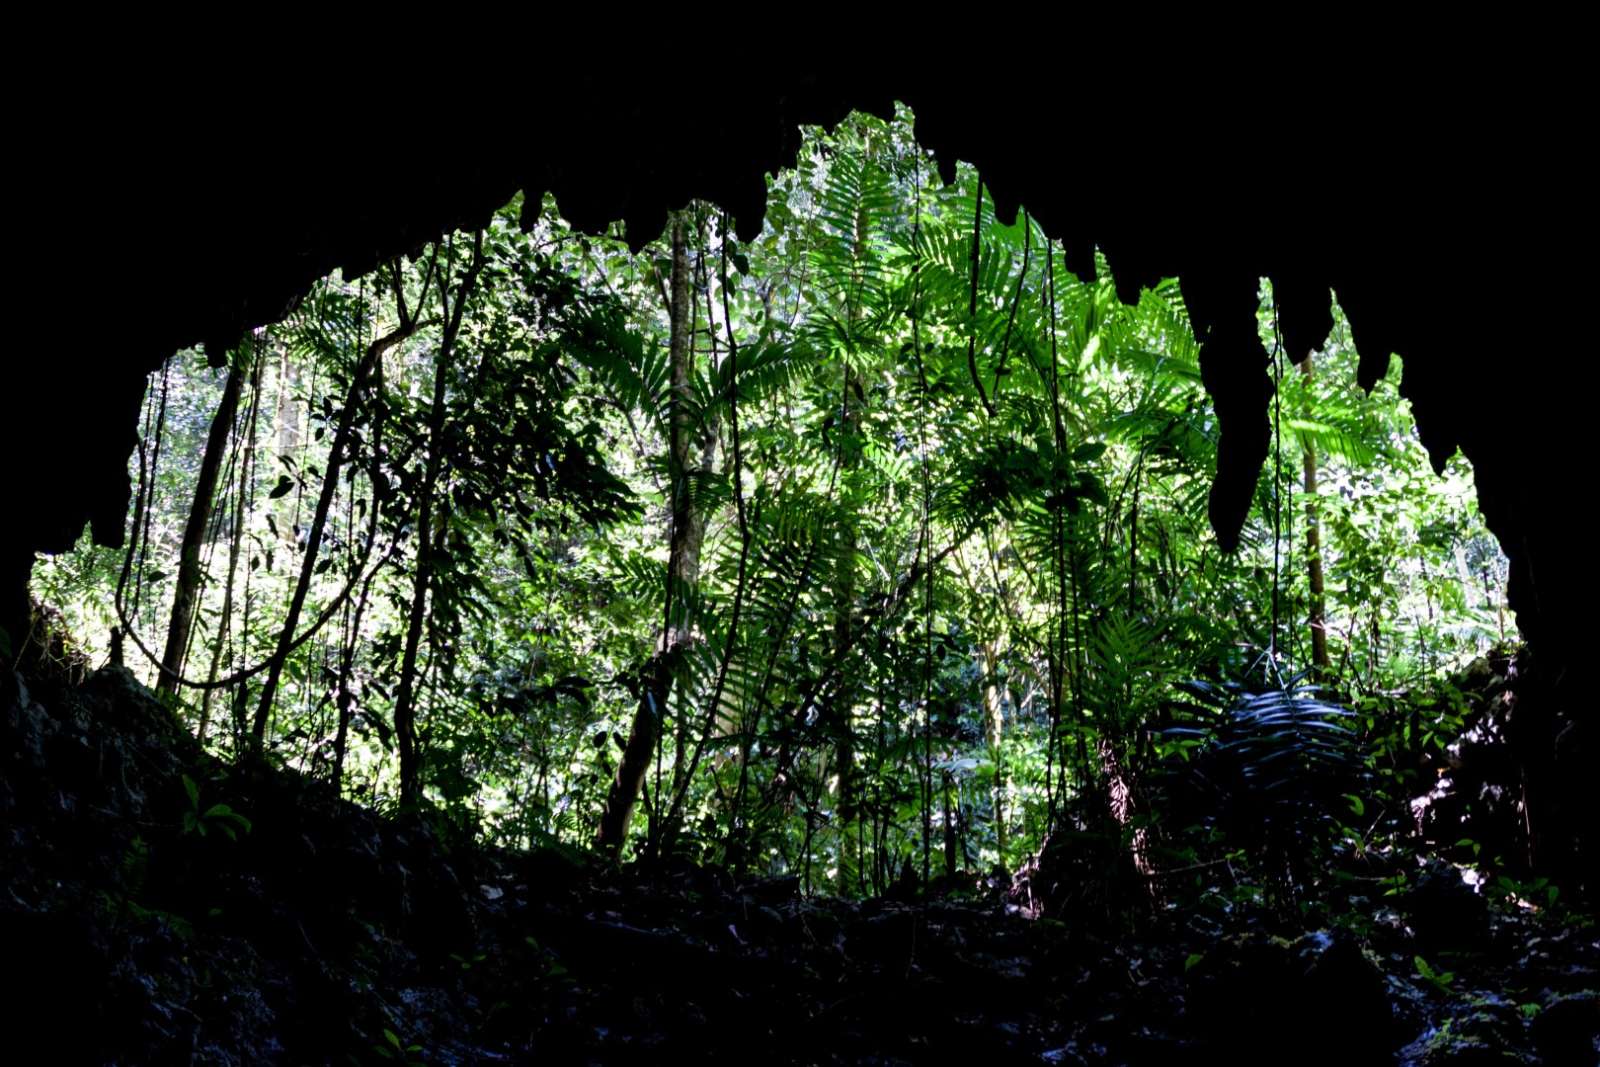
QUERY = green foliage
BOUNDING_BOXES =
[1413,954,1456,994]
[373,1026,424,1065]
[34,107,1509,897]
[1163,678,1366,884]
[180,773,252,841]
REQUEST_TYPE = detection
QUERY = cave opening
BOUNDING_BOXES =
[5,81,1593,1063]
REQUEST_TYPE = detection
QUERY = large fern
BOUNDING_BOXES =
[1165,678,1366,872]
[805,146,897,365]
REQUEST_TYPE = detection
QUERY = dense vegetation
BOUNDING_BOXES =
[15,107,1599,1064]
[36,111,1510,894]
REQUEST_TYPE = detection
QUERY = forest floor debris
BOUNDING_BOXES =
[3,663,1594,1064]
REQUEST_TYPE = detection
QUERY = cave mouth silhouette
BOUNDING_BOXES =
[9,70,1584,882]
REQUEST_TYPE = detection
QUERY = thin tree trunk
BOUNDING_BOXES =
[200,344,264,741]
[982,642,1008,867]
[598,211,709,856]
[253,264,427,748]
[671,230,724,800]
[664,216,751,852]
[135,362,171,632]
[1128,458,1142,612]
[834,185,872,893]
[1043,242,1089,827]
[276,344,300,464]
[1300,354,1330,672]
[834,361,861,894]
[1097,733,1154,891]
[158,357,246,696]
[942,771,958,877]
[333,534,385,795]
[393,235,484,807]
[334,351,387,794]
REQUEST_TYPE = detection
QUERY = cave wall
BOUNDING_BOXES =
[10,66,1578,715]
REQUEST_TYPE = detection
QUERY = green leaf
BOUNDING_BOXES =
[1413,955,1454,992]
[1071,442,1107,463]
[269,475,294,499]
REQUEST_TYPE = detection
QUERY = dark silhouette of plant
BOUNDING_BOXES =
[1165,675,1366,891]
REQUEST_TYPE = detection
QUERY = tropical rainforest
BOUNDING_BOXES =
[4,109,1595,1064]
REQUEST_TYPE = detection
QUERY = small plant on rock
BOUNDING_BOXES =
[180,773,252,841]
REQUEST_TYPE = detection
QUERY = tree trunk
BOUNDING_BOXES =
[276,344,300,463]
[671,236,724,796]
[834,364,861,894]
[252,272,421,748]
[598,210,710,856]
[1300,354,1330,672]
[392,235,484,808]
[333,355,388,794]
[157,357,245,696]
[1097,734,1154,885]
[834,187,871,893]
[981,642,1008,867]
[942,771,958,877]
[200,350,263,743]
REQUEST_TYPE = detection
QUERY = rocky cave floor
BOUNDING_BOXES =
[2,654,1596,1065]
